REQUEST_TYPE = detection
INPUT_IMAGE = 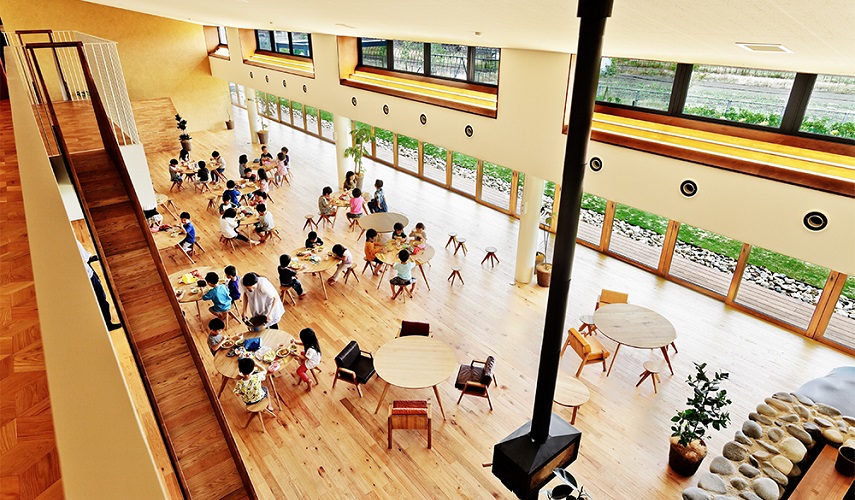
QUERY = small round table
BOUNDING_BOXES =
[376,242,436,291]
[152,227,195,264]
[291,245,340,300]
[213,328,297,409]
[553,376,590,425]
[155,192,179,220]
[167,266,221,322]
[358,212,409,240]
[372,336,457,419]
[593,303,677,377]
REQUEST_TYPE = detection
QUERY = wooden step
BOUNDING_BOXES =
[68,150,254,499]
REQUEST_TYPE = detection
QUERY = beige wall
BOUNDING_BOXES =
[7,50,168,499]
[1,0,228,132]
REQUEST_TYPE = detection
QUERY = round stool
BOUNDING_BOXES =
[448,266,464,286]
[481,247,499,267]
[303,214,319,231]
[636,361,664,394]
[578,315,597,336]
[454,237,468,256]
[553,376,590,425]
[445,232,459,249]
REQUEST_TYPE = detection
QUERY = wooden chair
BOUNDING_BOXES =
[562,328,610,377]
[333,341,376,398]
[241,392,276,433]
[391,282,415,300]
[319,212,336,228]
[453,237,468,256]
[303,214,319,231]
[577,315,597,336]
[455,356,497,410]
[269,228,282,242]
[343,265,359,284]
[194,181,212,193]
[206,195,218,213]
[445,232,458,249]
[481,247,499,267]
[362,257,380,275]
[636,361,664,394]
[348,216,363,233]
[219,235,237,251]
[187,237,206,256]
[398,320,430,337]
[279,286,297,306]
[388,400,431,449]
[448,266,464,286]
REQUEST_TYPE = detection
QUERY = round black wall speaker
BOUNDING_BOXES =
[680,180,698,197]
[803,211,828,231]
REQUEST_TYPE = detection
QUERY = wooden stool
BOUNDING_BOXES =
[636,361,664,394]
[578,315,597,336]
[206,195,218,213]
[343,266,359,284]
[362,258,379,275]
[195,182,212,193]
[453,238,468,256]
[170,180,183,192]
[188,237,206,256]
[554,377,590,425]
[279,286,297,306]
[481,247,499,267]
[219,235,236,251]
[269,228,282,241]
[349,217,363,233]
[319,212,336,228]
[392,283,414,300]
[303,214,319,231]
[448,267,464,286]
[244,397,276,433]
[445,232,458,249]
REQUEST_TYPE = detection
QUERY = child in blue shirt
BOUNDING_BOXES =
[224,180,241,206]
[179,212,196,251]
[202,272,233,318]
[224,265,241,302]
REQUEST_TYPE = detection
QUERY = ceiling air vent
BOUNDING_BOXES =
[736,42,792,53]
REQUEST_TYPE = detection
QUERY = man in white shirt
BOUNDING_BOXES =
[239,272,285,329]
[77,240,122,331]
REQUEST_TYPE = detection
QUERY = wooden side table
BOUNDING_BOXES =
[553,376,590,425]
[789,444,854,500]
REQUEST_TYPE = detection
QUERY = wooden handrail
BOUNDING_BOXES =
[25,41,258,498]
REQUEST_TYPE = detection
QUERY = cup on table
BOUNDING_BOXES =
[837,439,855,476]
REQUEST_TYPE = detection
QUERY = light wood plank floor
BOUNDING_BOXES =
[129,106,854,499]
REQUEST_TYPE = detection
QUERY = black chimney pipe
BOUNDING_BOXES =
[530,0,614,443]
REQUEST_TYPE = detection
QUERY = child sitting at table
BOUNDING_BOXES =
[277,254,306,299]
[257,168,270,194]
[390,249,416,296]
[364,228,384,275]
[295,327,321,392]
[178,147,191,165]
[342,170,356,191]
[178,212,196,252]
[224,180,241,206]
[234,357,270,408]
[202,272,233,320]
[328,244,353,284]
[367,179,388,213]
[409,222,427,244]
[347,188,367,224]
[143,204,162,228]
[218,193,237,215]
[318,186,335,216]
[260,145,274,164]
[248,190,267,207]
[253,203,275,243]
[209,150,226,183]
[238,154,256,181]
[207,318,227,352]
[168,158,183,188]
[275,152,290,186]
[224,265,241,302]
[220,208,258,246]
[391,222,407,241]
[305,231,324,249]
[196,160,210,184]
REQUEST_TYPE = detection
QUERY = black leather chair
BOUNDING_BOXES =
[455,356,497,410]
[398,320,431,337]
[333,340,376,397]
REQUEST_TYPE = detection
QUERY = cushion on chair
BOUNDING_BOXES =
[400,321,431,337]
[335,340,360,369]
[391,400,428,415]
[481,356,496,385]
[568,328,592,358]
[586,336,610,360]
[351,355,376,384]
[598,289,629,306]
[455,364,484,391]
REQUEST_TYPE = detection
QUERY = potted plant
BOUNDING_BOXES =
[343,127,375,191]
[257,121,269,145]
[225,105,234,130]
[669,362,732,476]
[175,114,192,151]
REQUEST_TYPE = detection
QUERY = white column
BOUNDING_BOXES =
[515,174,546,284]
[333,114,353,188]
[245,86,259,144]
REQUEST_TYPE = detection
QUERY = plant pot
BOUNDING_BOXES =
[180,139,192,152]
[535,263,552,287]
[669,437,707,477]
[535,251,546,267]
[225,119,234,130]
[257,129,269,145]
[355,173,365,191]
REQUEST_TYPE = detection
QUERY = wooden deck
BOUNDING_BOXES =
[669,253,732,297]
[607,231,661,269]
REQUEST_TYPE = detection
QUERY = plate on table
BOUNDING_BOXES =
[254,346,273,361]
[276,347,289,358]
[221,339,235,349]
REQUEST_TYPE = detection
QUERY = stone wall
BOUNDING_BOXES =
[682,392,853,500]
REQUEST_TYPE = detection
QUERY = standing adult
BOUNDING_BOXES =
[239,272,285,329]
[77,240,121,331]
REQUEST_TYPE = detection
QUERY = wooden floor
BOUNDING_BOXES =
[134,106,854,499]
[0,100,63,500]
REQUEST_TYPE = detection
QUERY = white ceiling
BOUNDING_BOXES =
[85,0,855,75]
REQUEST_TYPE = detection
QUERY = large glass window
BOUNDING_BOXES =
[320,110,334,140]
[397,134,418,173]
[255,30,312,58]
[278,97,291,125]
[683,65,796,127]
[360,38,388,68]
[515,173,524,216]
[450,152,477,194]
[799,74,855,140]
[393,41,425,74]
[217,26,228,46]
[596,57,676,111]
[480,161,512,211]
[229,82,238,105]
[291,101,304,129]
[735,247,830,330]
[823,276,855,350]
[375,127,394,165]
[237,84,246,106]
[430,44,468,80]
[608,203,668,269]
[422,143,447,184]
[577,193,606,245]
[669,224,742,296]
[305,105,319,135]
[474,47,500,85]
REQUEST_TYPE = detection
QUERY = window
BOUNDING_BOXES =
[479,161,513,211]
[683,65,796,127]
[357,38,500,86]
[608,203,668,269]
[422,143,447,184]
[397,134,418,173]
[375,127,394,164]
[229,82,238,105]
[596,57,676,111]
[577,193,606,245]
[217,26,228,46]
[823,276,855,350]
[669,224,742,296]
[254,30,312,58]
[799,74,855,140]
[450,152,477,194]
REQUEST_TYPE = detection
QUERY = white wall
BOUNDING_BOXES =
[120,143,157,208]
[214,31,855,275]
[7,49,168,500]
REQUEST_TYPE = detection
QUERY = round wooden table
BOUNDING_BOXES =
[151,227,195,264]
[154,192,179,220]
[376,242,436,291]
[291,245,340,300]
[358,212,409,240]
[593,303,677,377]
[213,328,297,409]
[372,336,457,419]
[234,207,260,226]
[167,266,221,322]
[553,376,590,425]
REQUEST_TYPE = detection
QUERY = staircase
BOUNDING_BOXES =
[69,149,254,499]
